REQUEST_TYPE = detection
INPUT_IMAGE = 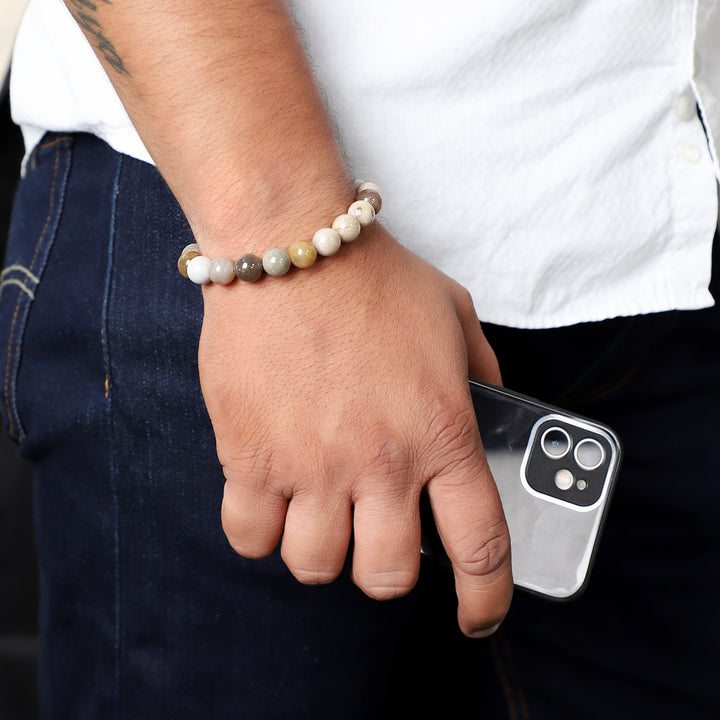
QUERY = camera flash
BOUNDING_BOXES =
[554,468,574,490]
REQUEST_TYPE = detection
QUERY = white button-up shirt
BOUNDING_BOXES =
[11,0,720,328]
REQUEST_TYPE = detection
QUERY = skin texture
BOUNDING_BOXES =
[65,0,513,636]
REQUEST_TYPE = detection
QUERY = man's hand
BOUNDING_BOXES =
[200,225,512,636]
[65,0,513,635]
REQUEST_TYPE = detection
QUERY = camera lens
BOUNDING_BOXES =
[540,427,571,459]
[574,438,605,470]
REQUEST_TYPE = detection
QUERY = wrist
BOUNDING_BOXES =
[181,151,355,258]
[182,181,384,285]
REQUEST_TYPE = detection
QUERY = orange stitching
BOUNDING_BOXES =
[3,140,66,441]
[101,326,109,399]
[37,135,73,151]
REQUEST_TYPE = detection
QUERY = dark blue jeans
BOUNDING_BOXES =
[1,133,718,719]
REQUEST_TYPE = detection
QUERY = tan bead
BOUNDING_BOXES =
[332,214,361,243]
[177,250,200,278]
[355,180,382,196]
[288,240,318,269]
[312,227,342,256]
[181,242,200,256]
[348,200,375,227]
[355,189,382,213]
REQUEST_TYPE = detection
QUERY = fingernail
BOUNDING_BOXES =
[468,623,501,639]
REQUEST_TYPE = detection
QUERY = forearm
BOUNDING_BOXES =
[64,0,352,254]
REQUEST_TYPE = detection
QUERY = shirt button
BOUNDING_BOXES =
[677,142,701,164]
[675,91,697,122]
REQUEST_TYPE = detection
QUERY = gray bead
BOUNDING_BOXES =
[234,254,264,282]
[262,248,291,277]
[209,256,236,285]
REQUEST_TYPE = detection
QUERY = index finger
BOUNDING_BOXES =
[427,451,513,637]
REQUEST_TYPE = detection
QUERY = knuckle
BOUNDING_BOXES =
[220,489,284,559]
[221,441,296,498]
[363,432,411,473]
[219,440,274,479]
[356,569,418,600]
[288,565,341,586]
[422,399,480,473]
[221,511,277,559]
[352,430,414,495]
[225,535,273,560]
[282,543,344,586]
[453,519,511,578]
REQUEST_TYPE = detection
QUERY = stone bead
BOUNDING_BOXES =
[181,242,200,256]
[312,227,342,256]
[331,214,361,243]
[288,240,318,269]
[355,180,382,196]
[234,253,264,282]
[209,256,235,285]
[177,250,201,278]
[348,200,375,227]
[355,188,382,213]
[186,255,212,284]
[262,248,291,276]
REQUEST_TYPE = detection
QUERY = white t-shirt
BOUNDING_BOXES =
[11,0,720,328]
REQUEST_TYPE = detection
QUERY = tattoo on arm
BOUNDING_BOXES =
[67,0,130,76]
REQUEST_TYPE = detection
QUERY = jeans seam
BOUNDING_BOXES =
[103,152,124,720]
[490,632,530,720]
[2,137,73,443]
[36,135,73,151]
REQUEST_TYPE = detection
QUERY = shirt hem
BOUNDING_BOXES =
[477,288,715,329]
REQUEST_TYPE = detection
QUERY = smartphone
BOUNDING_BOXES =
[421,379,622,600]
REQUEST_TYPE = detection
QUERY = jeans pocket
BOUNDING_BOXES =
[0,134,73,444]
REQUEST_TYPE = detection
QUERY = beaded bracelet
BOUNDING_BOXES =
[177,181,382,285]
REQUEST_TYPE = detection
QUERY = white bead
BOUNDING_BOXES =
[209,256,235,285]
[186,255,212,284]
[312,227,342,256]
[332,214,361,243]
[182,243,200,256]
[348,200,375,227]
[355,180,382,196]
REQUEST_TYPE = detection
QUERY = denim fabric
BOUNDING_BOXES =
[1,133,719,719]
[0,134,446,720]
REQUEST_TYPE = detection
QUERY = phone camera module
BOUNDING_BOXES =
[541,427,571,459]
[574,438,605,471]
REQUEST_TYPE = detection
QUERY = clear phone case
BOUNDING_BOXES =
[421,380,622,600]
[470,379,622,599]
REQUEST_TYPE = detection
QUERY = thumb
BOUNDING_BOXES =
[455,290,502,385]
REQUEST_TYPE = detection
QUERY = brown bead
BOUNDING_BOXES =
[355,188,382,213]
[234,254,264,282]
[177,250,200,278]
[288,240,318,269]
